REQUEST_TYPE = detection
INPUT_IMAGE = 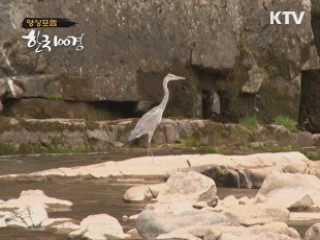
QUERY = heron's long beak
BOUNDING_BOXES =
[173,76,186,81]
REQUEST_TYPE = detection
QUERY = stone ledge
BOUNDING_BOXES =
[0,117,319,155]
[0,152,319,189]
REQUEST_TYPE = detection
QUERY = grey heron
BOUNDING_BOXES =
[128,73,186,155]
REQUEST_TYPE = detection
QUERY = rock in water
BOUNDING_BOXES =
[259,187,320,210]
[157,171,217,206]
[0,189,72,210]
[123,185,153,202]
[6,204,48,228]
[305,222,320,240]
[136,208,237,240]
[69,214,129,239]
[222,204,290,226]
[257,172,320,197]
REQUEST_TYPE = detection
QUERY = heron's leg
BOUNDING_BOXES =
[147,132,154,156]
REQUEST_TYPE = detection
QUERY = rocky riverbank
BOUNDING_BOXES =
[2,117,320,158]
[0,153,319,240]
[124,170,320,240]
[1,152,319,189]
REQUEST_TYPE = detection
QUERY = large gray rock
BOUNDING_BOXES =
[136,208,237,240]
[157,171,217,206]
[0,0,318,121]
[189,221,293,240]
[222,204,290,226]
[259,187,320,210]
[257,172,320,197]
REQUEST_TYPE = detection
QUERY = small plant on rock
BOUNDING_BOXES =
[49,92,63,101]
[239,115,259,130]
[274,116,297,132]
[180,138,200,147]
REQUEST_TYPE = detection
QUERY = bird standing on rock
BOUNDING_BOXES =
[128,73,186,155]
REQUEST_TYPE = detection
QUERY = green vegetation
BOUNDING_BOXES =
[274,116,297,132]
[239,115,259,130]
[305,153,320,161]
[48,92,63,101]
[0,143,94,155]
[0,144,17,155]
[180,138,200,147]
[258,144,300,153]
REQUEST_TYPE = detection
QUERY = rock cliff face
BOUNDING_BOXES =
[0,0,319,122]
[299,0,320,132]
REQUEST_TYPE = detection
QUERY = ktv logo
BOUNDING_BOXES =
[270,11,305,25]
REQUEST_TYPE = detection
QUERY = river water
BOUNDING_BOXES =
[0,153,313,239]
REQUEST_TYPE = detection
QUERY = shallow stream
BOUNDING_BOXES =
[0,153,313,239]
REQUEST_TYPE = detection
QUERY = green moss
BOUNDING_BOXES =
[274,116,297,132]
[17,144,94,155]
[239,115,259,130]
[180,138,200,147]
[0,144,17,155]
[228,125,255,143]
[48,92,63,101]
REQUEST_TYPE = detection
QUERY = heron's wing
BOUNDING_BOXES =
[129,106,163,141]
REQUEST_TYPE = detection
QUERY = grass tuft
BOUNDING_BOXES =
[239,115,259,130]
[49,92,63,101]
[274,116,297,131]
[180,138,200,147]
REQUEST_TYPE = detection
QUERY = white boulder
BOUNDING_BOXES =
[257,172,320,197]
[123,185,152,202]
[0,189,72,210]
[69,214,129,239]
[157,171,217,206]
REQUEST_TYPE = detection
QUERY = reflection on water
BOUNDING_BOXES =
[0,228,70,240]
[0,180,145,240]
[0,152,131,175]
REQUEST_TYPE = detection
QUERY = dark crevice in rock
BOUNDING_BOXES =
[299,1,320,132]
[299,70,320,133]
[196,68,260,123]
[1,98,139,120]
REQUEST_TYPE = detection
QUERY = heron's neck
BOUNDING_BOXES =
[159,79,169,110]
